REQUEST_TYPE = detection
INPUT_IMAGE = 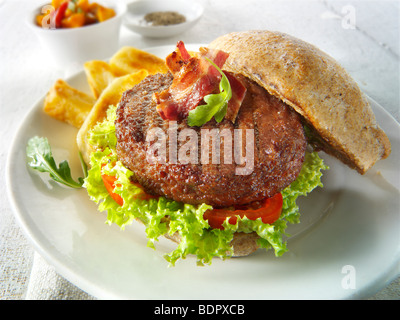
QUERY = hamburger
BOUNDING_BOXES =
[78,30,390,266]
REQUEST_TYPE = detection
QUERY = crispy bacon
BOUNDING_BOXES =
[155,41,246,123]
[224,71,247,122]
[165,41,191,73]
[177,40,191,61]
[155,44,228,121]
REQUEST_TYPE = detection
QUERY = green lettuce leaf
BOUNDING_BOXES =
[84,105,329,266]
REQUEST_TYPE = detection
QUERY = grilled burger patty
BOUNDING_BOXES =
[115,72,307,207]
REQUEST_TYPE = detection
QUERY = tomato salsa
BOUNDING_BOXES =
[36,0,116,29]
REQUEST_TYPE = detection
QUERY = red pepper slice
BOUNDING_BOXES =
[203,193,283,230]
[54,1,69,28]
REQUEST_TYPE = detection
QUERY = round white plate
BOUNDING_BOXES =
[6,45,400,300]
[123,0,203,38]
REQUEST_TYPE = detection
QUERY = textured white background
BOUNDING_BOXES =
[1,0,399,299]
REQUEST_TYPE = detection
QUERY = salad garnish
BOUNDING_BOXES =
[26,136,87,188]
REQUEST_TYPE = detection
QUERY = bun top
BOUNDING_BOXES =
[209,30,390,174]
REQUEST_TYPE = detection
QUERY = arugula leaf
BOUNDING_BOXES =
[187,58,232,127]
[26,136,87,189]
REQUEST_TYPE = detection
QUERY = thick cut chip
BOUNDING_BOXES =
[43,79,96,128]
[84,60,116,99]
[43,46,168,133]
[77,69,149,164]
[109,46,168,76]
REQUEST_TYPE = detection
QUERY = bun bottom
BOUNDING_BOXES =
[134,214,260,259]
[164,231,260,258]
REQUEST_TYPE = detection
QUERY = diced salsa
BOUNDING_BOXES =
[36,0,116,29]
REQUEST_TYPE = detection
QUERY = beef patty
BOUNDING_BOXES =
[115,72,307,207]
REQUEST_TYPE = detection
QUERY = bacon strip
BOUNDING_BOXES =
[224,71,247,122]
[165,41,191,73]
[156,44,228,121]
[177,40,191,61]
[155,41,246,123]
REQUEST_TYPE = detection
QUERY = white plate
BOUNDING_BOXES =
[6,45,400,300]
[123,0,203,38]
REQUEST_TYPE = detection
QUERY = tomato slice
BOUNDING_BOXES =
[101,173,158,206]
[203,193,283,230]
[101,173,124,206]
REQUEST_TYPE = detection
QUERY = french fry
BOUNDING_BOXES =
[77,69,149,164]
[84,60,116,99]
[109,46,168,77]
[43,79,96,128]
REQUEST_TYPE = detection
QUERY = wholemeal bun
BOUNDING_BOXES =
[209,30,391,174]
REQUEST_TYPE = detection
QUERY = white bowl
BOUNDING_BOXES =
[123,0,203,38]
[27,1,127,66]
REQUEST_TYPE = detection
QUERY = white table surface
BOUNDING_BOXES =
[1,0,399,300]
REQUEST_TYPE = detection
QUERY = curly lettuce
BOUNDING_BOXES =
[84,105,329,266]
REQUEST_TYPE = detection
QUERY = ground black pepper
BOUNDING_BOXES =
[144,11,186,26]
